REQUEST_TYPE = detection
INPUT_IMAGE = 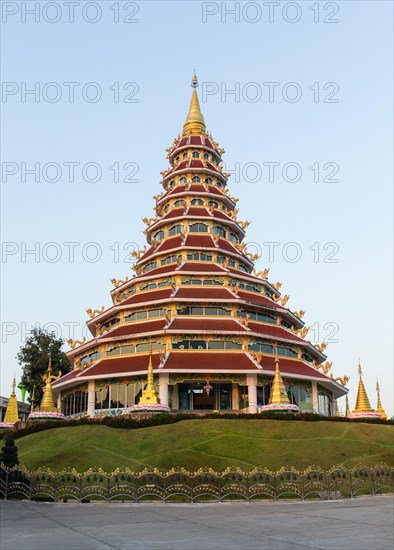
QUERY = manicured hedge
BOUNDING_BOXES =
[1,411,392,441]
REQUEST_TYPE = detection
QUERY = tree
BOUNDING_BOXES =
[0,438,19,468]
[17,327,70,408]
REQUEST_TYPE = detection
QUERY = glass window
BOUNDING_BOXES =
[192,176,201,182]
[189,223,208,233]
[208,200,218,208]
[213,226,226,237]
[205,177,213,184]
[179,177,187,183]
[191,198,204,205]
[174,200,185,207]
[229,233,238,243]
[204,153,209,160]
[192,151,200,158]
[153,230,164,242]
[183,152,188,159]
[169,224,182,236]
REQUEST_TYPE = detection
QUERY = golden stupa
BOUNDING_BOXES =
[260,356,300,412]
[138,354,159,406]
[1,375,20,425]
[28,357,65,420]
[347,361,381,418]
[376,380,387,420]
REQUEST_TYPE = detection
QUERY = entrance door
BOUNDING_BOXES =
[192,382,215,410]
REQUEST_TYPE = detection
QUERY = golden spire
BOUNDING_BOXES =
[182,72,206,136]
[353,360,372,413]
[3,374,21,424]
[39,356,62,412]
[376,379,387,420]
[269,355,291,405]
[345,394,350,416]
[30,384,35,413]
[138,349,159,405]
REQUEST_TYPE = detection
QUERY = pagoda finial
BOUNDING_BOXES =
[269,355,291,405]
[183,73,206,136]
[376,379,387,420]
[353,360,372,413]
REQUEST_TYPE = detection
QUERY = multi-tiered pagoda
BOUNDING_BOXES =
[53,75,347,417]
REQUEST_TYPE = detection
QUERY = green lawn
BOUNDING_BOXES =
[15,419,393,472]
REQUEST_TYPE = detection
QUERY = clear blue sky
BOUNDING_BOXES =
[1,1,393,416]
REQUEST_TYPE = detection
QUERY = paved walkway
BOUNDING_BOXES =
[1,496,393,550]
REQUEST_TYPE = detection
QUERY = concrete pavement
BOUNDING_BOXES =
[1,496,393,550]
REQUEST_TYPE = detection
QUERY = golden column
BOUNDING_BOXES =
[39,357,62,412]
[3,375,21,424]
[352,361,373,413]
[375,379,387,420]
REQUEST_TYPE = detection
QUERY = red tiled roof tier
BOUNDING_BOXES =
[217,239,240,255]
[175,287,235,300]
[157,236,182,252]
[83,354,162,378]
[140,264,176,276]
[179,262,226,273]
[162,208,185,220]
[259,356,327,380]
[122,288,173,306]
[52,369,79,387]
[162,352,258,371]
[247,322,302,342]
[100,319,166,339]
[185,234,215,247]
[169,318,244,332]
[237,291,280,310]
[186,207,210,217]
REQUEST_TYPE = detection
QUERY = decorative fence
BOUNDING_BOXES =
[0,465,392,503]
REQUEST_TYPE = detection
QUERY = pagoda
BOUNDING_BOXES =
[0,376,20,430]
[29,358,65,421]
[260,356,300,413]
[347,362,381,419]
[375,380,387,420]
[52,74,347,417]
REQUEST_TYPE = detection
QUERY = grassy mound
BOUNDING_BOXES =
[14,419,393,472]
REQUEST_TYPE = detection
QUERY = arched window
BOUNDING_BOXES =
[208,200,218,208]
[191,198,204,206]
[214,226,226,237]
[169,224,182,236]
[153,230,164,242]
[192,176,201,183]
[217,181,223,188]
[174,199,186,207]
[192,151,200,158]
[204,153,209,160]
[169,180,175,187]
[175,156,180,163]
[189,223,208,233]
[205,177,213,184]
[229,233,238,243]
[179,177,187,184]
[183,152,188,159]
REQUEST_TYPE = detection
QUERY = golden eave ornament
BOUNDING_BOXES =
[182,72,206,137]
